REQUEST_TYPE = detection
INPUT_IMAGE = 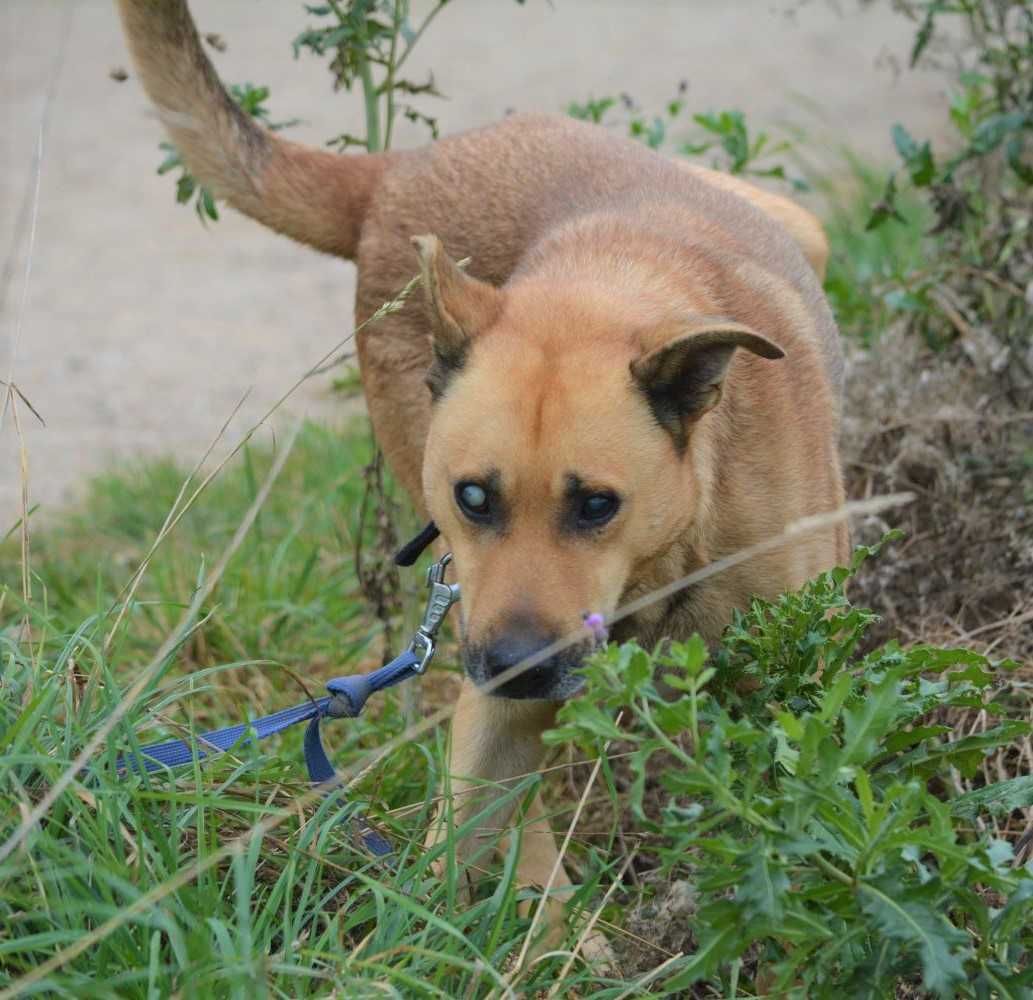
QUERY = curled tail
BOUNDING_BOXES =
[116,0,386,259]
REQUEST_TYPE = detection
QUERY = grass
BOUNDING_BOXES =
[3,422,1031,996]
[6,421,391,672]
[0,420,643,997]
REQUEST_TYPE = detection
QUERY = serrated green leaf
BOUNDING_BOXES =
[738,848,790,921]
[947,662,994,688]
[859,878,970,996]
[842,674,903,764]
[661,920,741,989]
[990,880,1033,943]
[773,725,800,775]
[890,721,1032,779]
[623,645,652,693]
[883,724,951,753]
[774,709,804,742]
[654,698,696,736]
[819,670,854,723]
[854,769,874,827]
[951,775,1033,820]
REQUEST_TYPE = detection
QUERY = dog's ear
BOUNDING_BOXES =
[412,234,502,400]
[630,317,784,452]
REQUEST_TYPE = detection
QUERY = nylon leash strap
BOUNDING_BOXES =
[115,552,460,858]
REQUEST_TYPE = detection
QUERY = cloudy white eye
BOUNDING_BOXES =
[455,481,491,521]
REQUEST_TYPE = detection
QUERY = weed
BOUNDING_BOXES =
[551,542,1033,996]
[866,0,1031,364]
[568,84,808,188]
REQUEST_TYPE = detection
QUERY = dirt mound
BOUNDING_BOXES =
[842,327,1032,664]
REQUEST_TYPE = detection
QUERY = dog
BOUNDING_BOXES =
[116,0,848,958]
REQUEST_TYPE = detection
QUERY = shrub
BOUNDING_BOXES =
[550,541,1033,996]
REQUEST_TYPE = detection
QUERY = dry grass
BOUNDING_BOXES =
[842,328,1032,665]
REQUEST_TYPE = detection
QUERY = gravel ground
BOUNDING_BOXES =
[1,0,951,527]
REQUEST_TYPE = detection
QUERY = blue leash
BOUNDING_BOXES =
[116,554,460,859]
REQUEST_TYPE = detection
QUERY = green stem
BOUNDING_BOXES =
[382,1,403,151]
[813,852,855,887]
[325,0,382,153]
[358,52,382,153]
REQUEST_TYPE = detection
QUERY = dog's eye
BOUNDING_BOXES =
[456,481,492,522]
[578,492,620,527]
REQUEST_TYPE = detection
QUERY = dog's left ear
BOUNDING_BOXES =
[631,317,784,449]
[412,234,502,400]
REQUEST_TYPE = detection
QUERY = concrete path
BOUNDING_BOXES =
[1,0,950,526]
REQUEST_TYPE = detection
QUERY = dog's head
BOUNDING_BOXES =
[413,236,784,700]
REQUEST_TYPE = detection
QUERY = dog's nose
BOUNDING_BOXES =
[483,628,556,681]
[470,620,585,700]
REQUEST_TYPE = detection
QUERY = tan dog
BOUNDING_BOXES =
[117,0,848,955]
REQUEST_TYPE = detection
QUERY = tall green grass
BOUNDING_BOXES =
[1,422,631,997]
[3,418,1030,998]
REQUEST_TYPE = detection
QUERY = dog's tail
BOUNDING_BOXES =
[116,0,387,260]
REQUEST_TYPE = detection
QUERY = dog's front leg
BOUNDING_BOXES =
[426,679,573,930]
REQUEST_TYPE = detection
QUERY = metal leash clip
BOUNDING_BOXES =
[407,552,461,673]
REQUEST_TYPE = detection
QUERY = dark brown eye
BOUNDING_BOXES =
[578,492,620,527]
[456,481,491,522]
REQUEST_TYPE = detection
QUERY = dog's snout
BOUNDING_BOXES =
[484,630,555,680]
[463,618,590,700]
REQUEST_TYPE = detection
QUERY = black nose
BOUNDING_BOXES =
[468,620,586,700]
[484,629,556,680]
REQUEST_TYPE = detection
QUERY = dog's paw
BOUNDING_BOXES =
[574,926,619,975]
[519,910,618,977]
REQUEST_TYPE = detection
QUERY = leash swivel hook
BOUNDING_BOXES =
[407,552,461,673]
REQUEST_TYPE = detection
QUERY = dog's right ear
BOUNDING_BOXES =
[412,235,502,400]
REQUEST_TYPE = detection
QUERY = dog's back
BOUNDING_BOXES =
[352,113,840,408]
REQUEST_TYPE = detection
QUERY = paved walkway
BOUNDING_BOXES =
[1,0,950,526]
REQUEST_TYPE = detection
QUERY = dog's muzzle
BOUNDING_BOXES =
[463,624,591,700]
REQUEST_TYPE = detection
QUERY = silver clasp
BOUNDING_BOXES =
[407,553,461,673]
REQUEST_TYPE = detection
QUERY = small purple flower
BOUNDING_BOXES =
[582,611,608,646]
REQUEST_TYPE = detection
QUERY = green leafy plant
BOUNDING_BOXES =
[154,1,478,216]
[156,82,297,223]
[683,108,806,189]
[3,430,1031,996]
[154,0,530,216]
[569,88,689,151]
[864,0,1031,357]
[291,0,453,152]
[549,541,1032,996]
[818,152,932,345]
[568,85,807,188]
[826,0,1032,676]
